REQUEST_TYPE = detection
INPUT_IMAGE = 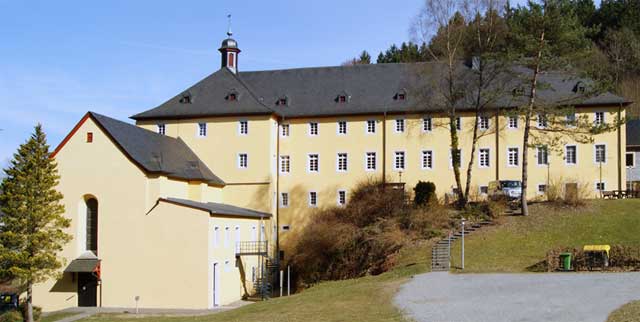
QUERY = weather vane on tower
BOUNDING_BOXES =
[227,14,232,37]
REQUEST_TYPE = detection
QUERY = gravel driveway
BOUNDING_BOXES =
[395,272,640,322]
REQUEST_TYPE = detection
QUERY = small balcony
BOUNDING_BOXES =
[236,241,268,256]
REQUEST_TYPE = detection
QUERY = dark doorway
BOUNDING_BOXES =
[77,273,97,307]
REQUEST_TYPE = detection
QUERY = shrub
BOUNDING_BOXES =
[545,176,591,207]
[0,311,22,322]
[19,303,42,322]
[546,245,640,271]
[413,181,436,206]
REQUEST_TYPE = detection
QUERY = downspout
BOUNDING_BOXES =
[382,111,387,184]
[275,116,282,258]
[618,104,622,191]
[495,110,500,180]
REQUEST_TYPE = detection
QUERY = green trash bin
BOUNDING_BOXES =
[559,252,572,271]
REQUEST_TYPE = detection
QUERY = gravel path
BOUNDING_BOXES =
[395,272,640,322]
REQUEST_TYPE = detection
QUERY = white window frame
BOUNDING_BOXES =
[394,151,405,171]
[308,153,319,173]
[537,183,547,195]
[197,122,207,137]
[280,155,290,174]
[308,191,318,208]
[309,122,319,136]
[507,147,519,167]
[478,116,490,131]
[479,185,489,195]
[395,118,405,133]
[157,123,166,135]
[366,120,376,134]
[449,149,463,168]
[594,143,607,164]
[280,192,289,208]
[237,153,248,169]
[455,117,461,131]
[281,123,290,137]
[507,116,518,129]
[337,121,347,135]
[422,117,432,132]
[536,146,549,166]
[238,120,248,135]
[626,152,635,168]
[594,111,605,126]
[337,190,347,206]
[565,145,577,165]
[421,150,434,170]
[537,113,548,129]
[595,181,606,192]
[365,152,377,171]
[566,113,576,127]
[479,148,490,168]
[336,153,348,172]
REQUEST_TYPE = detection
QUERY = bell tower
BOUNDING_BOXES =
[219,15,240,74]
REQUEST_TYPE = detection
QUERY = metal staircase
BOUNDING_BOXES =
[236,241,279,300]
[431,220,493,271]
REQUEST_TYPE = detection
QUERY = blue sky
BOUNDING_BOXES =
[0,0,579,167]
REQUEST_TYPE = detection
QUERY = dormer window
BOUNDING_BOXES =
[395,89,407,101]
[398,93,406,100]
[339,95,347,103]
[512,87,525,96]
[226,91,239,101]
[179,92,192,104]
[574,81,587,94]
[277,97,288,106]
[336,92,350,103]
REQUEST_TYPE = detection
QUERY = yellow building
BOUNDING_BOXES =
[35,34,630,311]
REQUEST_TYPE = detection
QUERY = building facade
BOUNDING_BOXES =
[34,34,629,311]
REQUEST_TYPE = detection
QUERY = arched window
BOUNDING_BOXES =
[85,198,98,255]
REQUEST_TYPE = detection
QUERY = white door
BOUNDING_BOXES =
[213,263,220,306]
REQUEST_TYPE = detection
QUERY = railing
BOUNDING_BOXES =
[236,241,268,256]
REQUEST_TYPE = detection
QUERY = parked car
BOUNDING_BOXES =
[0,293,18,313]
[488,180,522,201]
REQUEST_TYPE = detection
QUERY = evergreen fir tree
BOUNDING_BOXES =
[0,124,71,322]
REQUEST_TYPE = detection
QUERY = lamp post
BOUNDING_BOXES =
[461,218,466,270]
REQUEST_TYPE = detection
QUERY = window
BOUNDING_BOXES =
[280,155,290,173]
[480,186,488,195]
[198,123,207,137]
[239,120,248,135]
[423,117,432,132]
[86,132,93,143]
[281,124,290,137]
[478,116,490,130]
[85,198,98,254]
[366,152,377,171]
[394,151,405,170]
[227,93,237,101]
[479,148,490,168]
[538,184,547,194]
[595,144,606,163]
[282,225,291,231]
[508,116,518,129]
[280,193,289,208]
[309,191,317,207]
[337,190,347,206]
[455,117,461,131]
[157,124,166,135]
[337,121,347,135]
[537,113,547,128]
[277,98,287,106]
[238,153,248,169]
[308,154,319,172]
[596,182,606,191]
[595,112,605,126]
[309,122,318,136]
[213,226,220,248]
[224,227,230,247]
[338,95,347,103]
[537,146,548,165]
[566,113,576,126]
[626,152,635,168]
[366,120,376,134]
[234,226,240,251]
[337,153,348,172]
[450,149,462,168]
[422,150,433,169]
[395,119,405,133]
[566,145,577,165]
[507,147,519,166]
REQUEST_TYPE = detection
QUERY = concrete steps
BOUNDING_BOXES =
[430,220,493,271]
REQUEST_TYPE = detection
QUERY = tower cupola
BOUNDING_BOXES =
[219,16,240,73]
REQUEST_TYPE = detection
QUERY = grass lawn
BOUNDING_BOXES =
[607,301,640,322]
[78,242,432,322]
[450,199,640,272]
[41,311,82,322]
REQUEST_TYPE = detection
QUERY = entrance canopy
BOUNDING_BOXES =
[64,258,100,273]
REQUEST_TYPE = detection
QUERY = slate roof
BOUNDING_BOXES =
[90,112,225,185]
[132,62,630,120]
[627,119,640,147]
[161,197,271,218]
